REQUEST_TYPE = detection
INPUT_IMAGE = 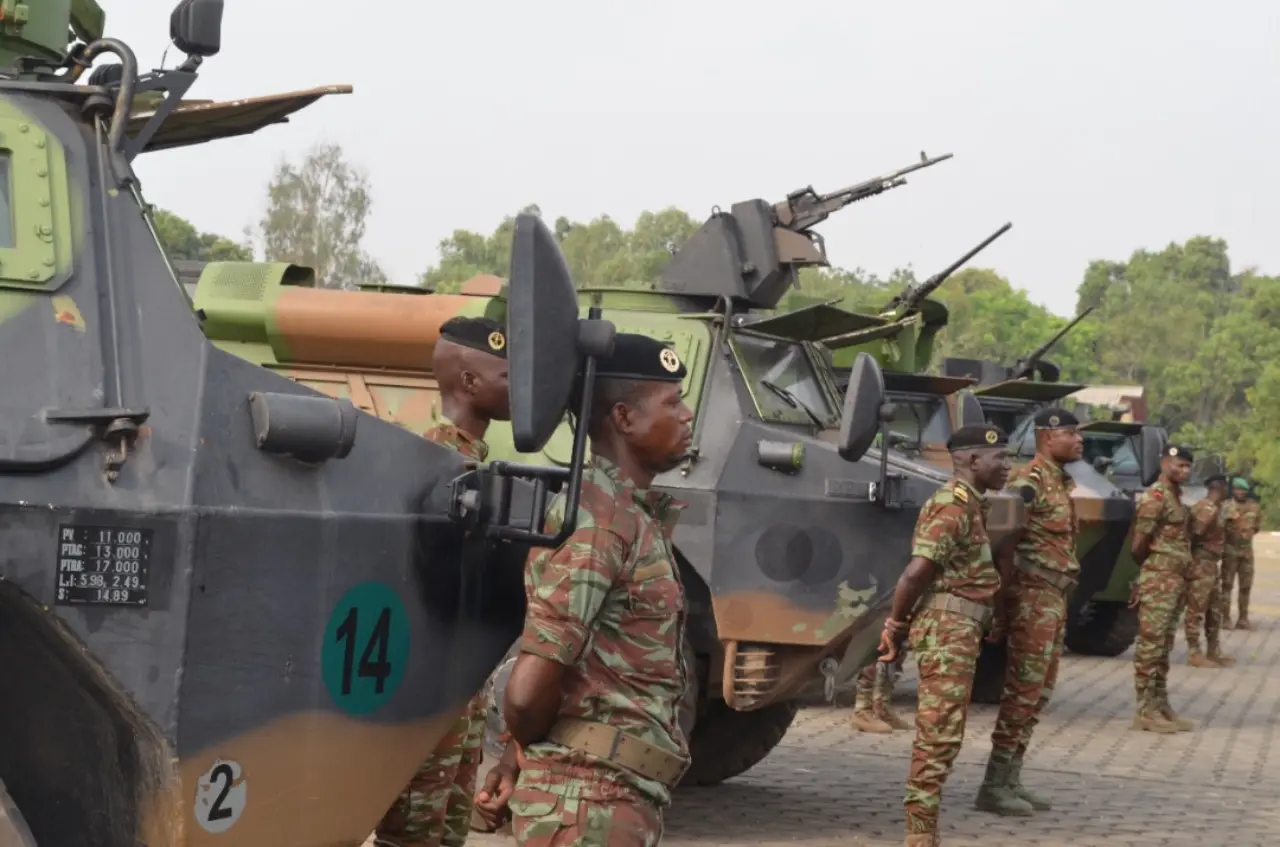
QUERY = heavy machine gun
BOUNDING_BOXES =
[1009,306,1095,381]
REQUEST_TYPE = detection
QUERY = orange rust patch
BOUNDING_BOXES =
[51,295,86,331]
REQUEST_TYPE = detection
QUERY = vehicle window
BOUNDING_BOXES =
[885,397,952,448]
[1109,441,1139,475]
[1008,416,1036,458]
[732,335,837,427]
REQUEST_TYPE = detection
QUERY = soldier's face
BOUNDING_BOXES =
[1046,427,1084,462]
[971,447,1011,492]
[1162,457,1191,484]
[1233,487,1248,501]
[466,356,511,422]
[619,381,694,473]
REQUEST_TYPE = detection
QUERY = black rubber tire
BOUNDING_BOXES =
[969,639,1008,705]
[1064,600,1139,657]
[679,698,799,787]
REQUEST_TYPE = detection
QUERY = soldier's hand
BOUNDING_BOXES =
[985,617,1007,644]
[474,763,518,828]
[878,620,907,663]
[1128,582,1140,609]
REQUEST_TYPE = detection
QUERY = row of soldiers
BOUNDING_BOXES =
[870,414,1260,845]
[371,316,1262,847]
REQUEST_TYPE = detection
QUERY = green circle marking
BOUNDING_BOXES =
[322,581,410,715]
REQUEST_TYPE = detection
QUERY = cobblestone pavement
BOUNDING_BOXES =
[453,537,1280,847]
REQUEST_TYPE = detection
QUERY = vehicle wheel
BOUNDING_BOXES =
[969,640,1008,706]
[1064,600,1139,657]
[679,698,799,787]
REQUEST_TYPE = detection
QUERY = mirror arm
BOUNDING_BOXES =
[876,411,890,505]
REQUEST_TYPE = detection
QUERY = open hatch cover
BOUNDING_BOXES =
[129,85,353,152]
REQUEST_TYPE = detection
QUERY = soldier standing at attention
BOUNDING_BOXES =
[484,334,694,847]
[976,407,1082,818]
[376,316,510,847]
[1128,444,1195,734]
[878,424,1011,847]
[1221,477,1262,630]
[1185,475,1234,668]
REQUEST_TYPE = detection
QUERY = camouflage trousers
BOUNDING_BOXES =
[1132,560,1187,715]
[509,764,663,847]
[854,649,906,713]
[1221,549,1254,623]
[1183,554,1221,653]
[990,572,1067,756]
[376,692,487,847]
[904,608,983,835]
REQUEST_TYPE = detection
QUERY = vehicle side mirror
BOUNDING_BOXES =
[838,352,885,462]
[1093,455,1112,474]
[170,0,224,57]
[956,388,986,427]
[1138,425,1167,487]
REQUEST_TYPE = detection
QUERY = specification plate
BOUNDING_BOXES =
[55,525,153,607]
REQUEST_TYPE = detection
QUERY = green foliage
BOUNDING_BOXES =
[419,206,700,293]
[152,208,252,262]
[256,142,386,290]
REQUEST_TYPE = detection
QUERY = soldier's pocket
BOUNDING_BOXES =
[509,788,572,842]
[574,798,663,847]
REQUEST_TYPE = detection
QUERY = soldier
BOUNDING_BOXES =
[1222,476,1262,630]
[977,407,1082,818]
[851,652,912,733]
[878,423,1011,847]
[376,316,510,847]
[1128,444,1195,734]
[1186,475,1234,667]
[483,334,695,847]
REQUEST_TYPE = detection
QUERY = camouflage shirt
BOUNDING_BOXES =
[1133,476,1190,564]
[519,455,691,805]
[1007,454,1079,578]
[1189,499,1226,560]
[911,477,999,606]
[1223,499,1262,557]
[423,416,488,462]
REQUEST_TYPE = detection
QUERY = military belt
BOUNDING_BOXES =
[921,593,992,626]
[547,718,689,788]
[1014,556,1077,593]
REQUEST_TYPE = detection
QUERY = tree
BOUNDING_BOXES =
[257,142,386,290]
[153,208,252,262]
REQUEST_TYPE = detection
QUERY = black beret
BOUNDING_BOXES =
[439,316,507,359]
[595,333,687,383]
[947,424,1008,452]
[1163,444,1194,463]
[1033,407,1079,429]
[1204,474,1228,486]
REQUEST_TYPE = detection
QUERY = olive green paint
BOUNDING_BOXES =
[0,102,73,291]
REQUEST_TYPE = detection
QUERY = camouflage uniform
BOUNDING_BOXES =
[376,418,489,847]
[1130,476,1192,730]
[509,455,691,847]
[1221,497,1261,627]
[852,649,911,732]
[1186,498,1226,661]
[981,454,1077,814]
[903,477,1000,837]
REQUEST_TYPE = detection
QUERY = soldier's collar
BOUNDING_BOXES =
[590,454,686,530]
[434,413,487,455]
[951,477,985,503]
[1032,453,1074,486]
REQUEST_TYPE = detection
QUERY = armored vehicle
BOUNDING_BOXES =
[0,3,657,845]
[190,152,1030,786]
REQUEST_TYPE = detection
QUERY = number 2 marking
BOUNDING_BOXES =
[207,763,234,821]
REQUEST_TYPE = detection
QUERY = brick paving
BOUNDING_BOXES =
[456,537,1280,847]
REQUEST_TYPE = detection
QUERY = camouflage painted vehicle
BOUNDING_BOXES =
[0,4,648,845]
[189,153,1032,787]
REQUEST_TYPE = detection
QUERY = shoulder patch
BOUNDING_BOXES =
[953,484,970,504]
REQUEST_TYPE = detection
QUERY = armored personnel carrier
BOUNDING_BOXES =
[0,3,645,845]
[189,151,1031,786]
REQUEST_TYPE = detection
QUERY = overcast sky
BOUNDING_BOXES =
[110,1,1278,317]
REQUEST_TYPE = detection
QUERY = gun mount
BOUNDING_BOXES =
[881,222,1013,316]
[659,151,953,309]
[1009,306,1095,382]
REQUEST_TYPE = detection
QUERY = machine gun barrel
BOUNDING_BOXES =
[884,221,1013,313]
[775,151,954,232]
[1010,305,1095,380]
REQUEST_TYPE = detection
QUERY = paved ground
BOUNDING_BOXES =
[453,536,1280,847]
